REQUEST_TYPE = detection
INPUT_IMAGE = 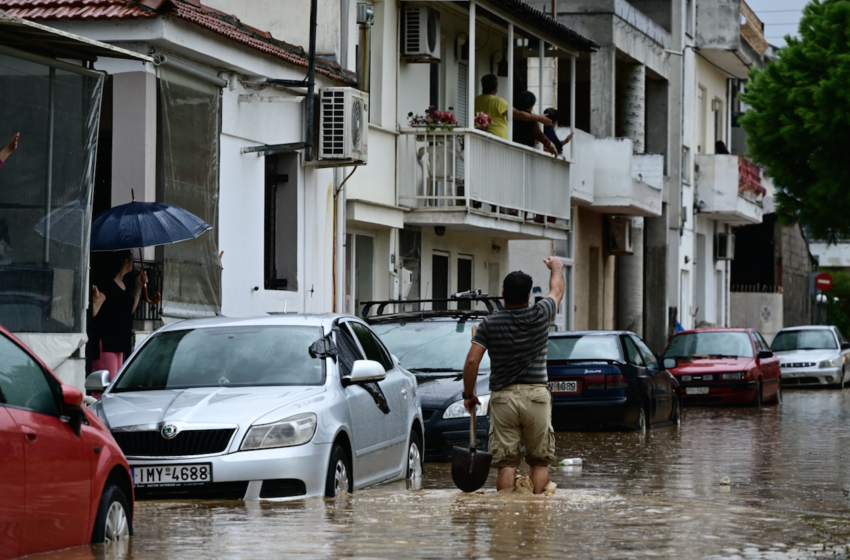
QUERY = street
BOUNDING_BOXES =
[32,388,850,560]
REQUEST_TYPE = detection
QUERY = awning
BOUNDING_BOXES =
[0,15,153,63]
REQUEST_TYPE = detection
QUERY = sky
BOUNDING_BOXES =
[746,0,811,48]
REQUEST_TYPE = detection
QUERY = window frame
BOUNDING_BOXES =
[631,334,659,370]
[345,321,394,372]
[621,335,645,367]
[0,333,62,416]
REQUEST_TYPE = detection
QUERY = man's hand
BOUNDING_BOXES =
[545,143,558,157]
[463,395,482,415]
[535,114,553,127]
[544,256,564,272]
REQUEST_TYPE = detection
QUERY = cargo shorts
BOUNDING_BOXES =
[488,383,555,468]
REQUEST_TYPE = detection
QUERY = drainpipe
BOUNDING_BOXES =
[358,3,374,93]
[304,0,318,161]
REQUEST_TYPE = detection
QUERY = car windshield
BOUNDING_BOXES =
[772,330,837,351]
[370,320,490,371]
[548,335,621,361]
[113,326,325,392]
[664,331,754,359]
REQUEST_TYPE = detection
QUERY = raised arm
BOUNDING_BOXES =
[511,108,552,127]
[533,124,558,156]
[543,257,565,307]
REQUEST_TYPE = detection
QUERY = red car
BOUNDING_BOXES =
[662,328,781,406]
[0,325,133,560]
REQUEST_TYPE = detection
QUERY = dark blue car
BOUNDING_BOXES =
[365,295,498,461]
[548,331,681,431]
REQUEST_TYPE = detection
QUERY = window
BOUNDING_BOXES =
[836,329,848,345]
[348,322,393,371]
[372,320,491,370]
[632,335,658,369]
[697,86,707,154]
[336,322,365,378]
[685,0,694,36]
[264,154,298,292]
[432,251,449,310]
[713,98,723,149]
[548,335,621,361]
[665,331,755,359]
[457,255,473,310]
[681,146,691,184]
[680,270,691,330]
[772,330,838,352]
[0,335,60,415]
[346,233,375,315]
[754,332,770,353]
[622,336,644,366]
[0,51,104,332]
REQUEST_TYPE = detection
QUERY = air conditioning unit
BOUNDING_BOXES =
[404,6,441,61]
[607,216,634,256]
[319,87,368,164]
[716,233,735,260]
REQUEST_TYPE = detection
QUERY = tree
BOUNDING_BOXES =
[824,270,850,338]
[740,0,850,242]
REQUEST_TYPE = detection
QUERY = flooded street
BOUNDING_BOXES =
[39,389,850,560]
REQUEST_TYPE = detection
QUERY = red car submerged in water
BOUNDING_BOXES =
[0,325,133,560]
[662,328,781,406]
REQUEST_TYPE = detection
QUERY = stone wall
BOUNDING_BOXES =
[777,222,813,328]
[730,292,783,343]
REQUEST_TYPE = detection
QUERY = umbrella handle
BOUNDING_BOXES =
[144,285,161,306]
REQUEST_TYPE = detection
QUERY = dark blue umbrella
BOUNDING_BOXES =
[90,200,211,252]
[90,198,212,305]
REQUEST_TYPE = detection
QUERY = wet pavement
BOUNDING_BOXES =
[35,389,850,559]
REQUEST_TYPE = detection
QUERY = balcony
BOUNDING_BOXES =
[695,0,766,78]
[397,128,571,240]
[694,154,763,225]
[591,137,663,216]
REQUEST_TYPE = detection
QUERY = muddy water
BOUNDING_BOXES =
[36,389,850,560]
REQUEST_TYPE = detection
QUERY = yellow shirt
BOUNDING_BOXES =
[473,94,509,139]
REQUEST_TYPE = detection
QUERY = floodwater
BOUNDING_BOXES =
[36,389,850,560]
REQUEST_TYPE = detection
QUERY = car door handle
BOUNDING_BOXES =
[401,388,408,396]
[22,427,37,442]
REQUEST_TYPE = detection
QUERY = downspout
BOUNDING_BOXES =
[304,0,318,161]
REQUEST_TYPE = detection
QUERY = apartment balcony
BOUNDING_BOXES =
[397,129,570,241]
[591,137,663,217]
[695,0,766,78]
[695,154,764,225]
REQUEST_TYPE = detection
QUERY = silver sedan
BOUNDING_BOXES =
[772,325,850,388]
[87,314,424,500]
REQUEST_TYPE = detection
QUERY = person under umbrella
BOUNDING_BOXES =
[90,250,147,381]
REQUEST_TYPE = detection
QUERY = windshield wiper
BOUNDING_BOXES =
[708,354,741,358]
[408,367,463,373]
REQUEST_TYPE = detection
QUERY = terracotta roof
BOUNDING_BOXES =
[0,0,356,85]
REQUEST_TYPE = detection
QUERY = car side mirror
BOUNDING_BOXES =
[842,342,850,351]
[349,360,387,383]
[85,370,112,393]
[61,385,84,436]
[757,350,773,360]
[662,357,678,370]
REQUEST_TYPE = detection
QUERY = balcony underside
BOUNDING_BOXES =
[699,49,755,80]
[701,196,763,225]
[402,207,569,241]
[592,180,663,217]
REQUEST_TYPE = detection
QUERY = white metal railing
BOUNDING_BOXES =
[398,127,571,226]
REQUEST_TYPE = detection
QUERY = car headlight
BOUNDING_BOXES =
[240,413,317,451]
[443,395,490,419]
[819,357,841,368]
[721,372,744,380]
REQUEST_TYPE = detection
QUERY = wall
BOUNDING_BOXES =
[573,206,614,330]
[729,292,783,342]
[778,222,813,328]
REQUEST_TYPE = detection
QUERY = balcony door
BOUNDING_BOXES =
[457,254,473,310]
[432,251,449,310]
[346,233,375,316]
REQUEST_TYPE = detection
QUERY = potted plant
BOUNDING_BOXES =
[408,106,459,134]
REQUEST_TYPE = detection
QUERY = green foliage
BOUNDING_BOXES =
[824,270,850,338]
[739,0,850,242]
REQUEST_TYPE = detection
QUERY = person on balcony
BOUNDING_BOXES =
[474,74,551,140]
[514,92,558,156]
[542,108,574,157]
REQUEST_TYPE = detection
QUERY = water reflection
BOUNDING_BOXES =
[30,389,850,559]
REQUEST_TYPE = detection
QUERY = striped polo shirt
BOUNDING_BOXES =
[472,296,557,391]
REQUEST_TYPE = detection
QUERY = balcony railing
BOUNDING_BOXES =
[133,260,162,322]
[398,128,571,228]
[695,154,763,224]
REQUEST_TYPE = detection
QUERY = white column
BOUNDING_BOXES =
[507,22,514,140]
[570,55,576,161]
[467,0,476,132]
[538,38,544,114]
[111,71,157,260]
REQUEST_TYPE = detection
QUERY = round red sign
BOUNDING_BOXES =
[815,272,833,291]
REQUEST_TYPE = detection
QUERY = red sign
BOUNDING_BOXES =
[815,272,833,291]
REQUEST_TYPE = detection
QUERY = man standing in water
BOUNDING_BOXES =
[462,258,564,494]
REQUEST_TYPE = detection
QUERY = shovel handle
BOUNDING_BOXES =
[469,406,477,449]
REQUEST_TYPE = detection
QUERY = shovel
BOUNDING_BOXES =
[451,406,493,492]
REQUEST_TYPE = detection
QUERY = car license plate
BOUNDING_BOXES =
[132,464,212,486]
[685,387,709,395]
[549,381,578,393]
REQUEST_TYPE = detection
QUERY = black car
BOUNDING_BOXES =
[364,294,499,461]
[548,331,681,431]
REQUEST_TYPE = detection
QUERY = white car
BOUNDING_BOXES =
[771,325,850,388]
[87,314,424,500]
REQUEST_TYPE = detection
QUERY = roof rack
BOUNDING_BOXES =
[360,290,504,318]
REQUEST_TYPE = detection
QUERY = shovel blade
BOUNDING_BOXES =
[451,446,493,493]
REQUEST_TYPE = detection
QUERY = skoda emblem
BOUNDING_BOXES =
[161,424,179,439]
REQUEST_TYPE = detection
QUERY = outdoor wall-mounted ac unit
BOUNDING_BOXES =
[607,216,634,256]
[716,233,736,260]
[319,87,368,164]
[404,6,441,61]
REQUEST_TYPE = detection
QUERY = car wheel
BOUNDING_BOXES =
[670,396,681,426]
[772,381,782,405]
[751,379,763,408]
[406,431,423,479]
[835,367,846,390]
[91,483,132,544]
[324,443,351,498]
[632,406,647,431]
